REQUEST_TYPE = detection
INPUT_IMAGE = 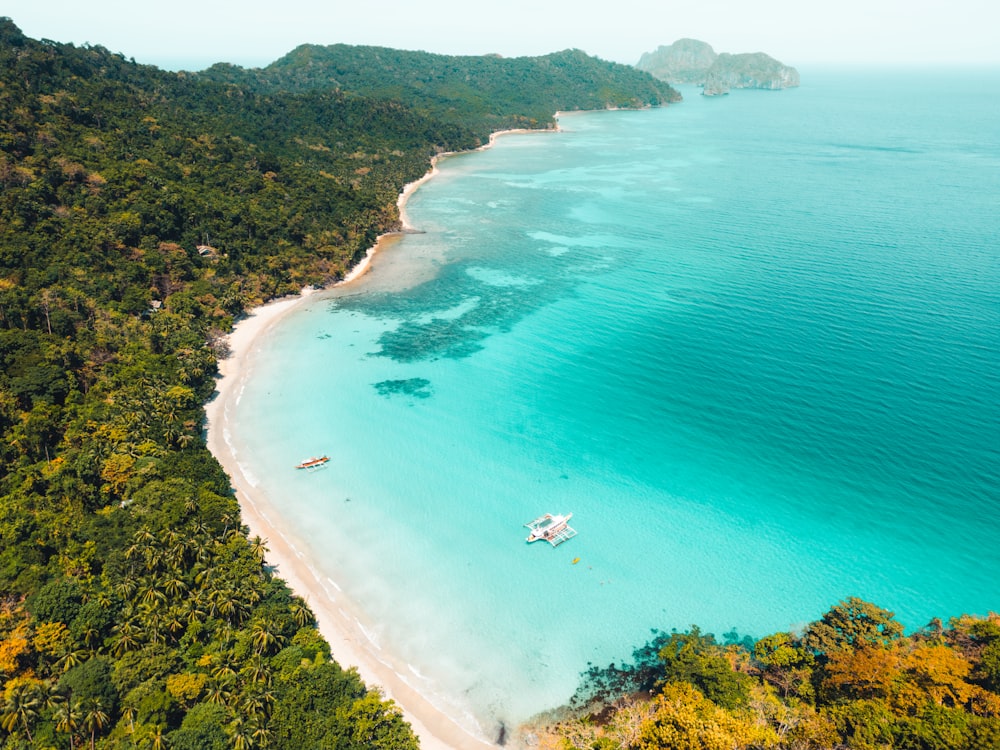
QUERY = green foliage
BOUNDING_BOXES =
[893,704,972,750]
[979,640,1000,693]
[199,45,681,140]
[804,596,905,656]
[754,631,815,701]
[269,662,368,746]
[167,702,229,750]
[27,577,83,624]
[547,604,1000,750]
[58,657,119,716]
[635,681,772,750]
[827,698,898,749]
[337,691,420,750]
[657,627,752,709]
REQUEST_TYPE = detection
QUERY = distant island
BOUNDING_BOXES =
[636,38,800,95]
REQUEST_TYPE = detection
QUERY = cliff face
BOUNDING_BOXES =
[635,38,718,84]
[636,40,799,95]
[701,52,801,95]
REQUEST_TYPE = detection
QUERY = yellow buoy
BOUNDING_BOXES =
[572,557,580,564]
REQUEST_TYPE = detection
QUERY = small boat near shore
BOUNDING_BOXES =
[525,513,577,546]
[295,456,330,471]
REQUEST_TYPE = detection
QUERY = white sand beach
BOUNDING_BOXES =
[204,126,564,749]
[203,287,501,750]
[203,162,518,750]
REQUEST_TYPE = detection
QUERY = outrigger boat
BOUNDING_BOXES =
[295,456,330,471]
[525,513,577,547]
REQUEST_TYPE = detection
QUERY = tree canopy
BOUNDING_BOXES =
[538,601,1000,750]
[197,44,682,139]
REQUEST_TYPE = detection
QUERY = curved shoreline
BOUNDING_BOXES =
[203,126,558,750]
[204,293,496,750]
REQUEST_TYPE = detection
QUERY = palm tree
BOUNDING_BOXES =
[149,724,166,750]
[1,682,41,742]
[161,573,188,599]
[195,564,218,590]
[133,528,157,546]
[114,578,137,600]
[216,594,237,622]
[289,599,313,628]
[240,690,273,722]
[250,622,285,656]
[111,621,142,656]
[53,700,81,749]
[95,590,113,609]
[182,592,207,626]
[163,528,183,547]
[240,656,271,686]
[82,699,110,750]
[42,683,66,714]
[220,513,237,541]
[145,614,167,646]
[249,536,268,564]
[55,648,89,674]
[228,716,254,750]
[203,678,233,706]
[138,579,167,609]
[210,654,238,682]
[79,623,101,650]
[191,533,214,564]
[120,704,138,744]
[251,722,272,749]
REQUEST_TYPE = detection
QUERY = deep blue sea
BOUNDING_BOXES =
[230,68,1000,737]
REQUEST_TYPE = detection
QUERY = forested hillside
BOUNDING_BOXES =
[0,16,459,749]
[0,17,678,748]
[197,45,682,137]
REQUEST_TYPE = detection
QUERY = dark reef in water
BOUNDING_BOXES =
[567,626,754,710]
[373,378,433,398]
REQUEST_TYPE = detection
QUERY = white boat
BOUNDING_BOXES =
[525,513,577,546]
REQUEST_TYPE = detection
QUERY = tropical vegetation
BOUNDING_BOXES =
[197,44,682,137]
[4,16,995,750]
[533,598,1000,750]
[0,16,678,748]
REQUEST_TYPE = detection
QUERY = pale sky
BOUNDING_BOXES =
[4,0,997,71]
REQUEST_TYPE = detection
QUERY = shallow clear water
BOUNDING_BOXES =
[231,68,1000,735]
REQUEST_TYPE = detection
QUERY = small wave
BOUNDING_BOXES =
[355,619,382,650]
[236,462,259,487]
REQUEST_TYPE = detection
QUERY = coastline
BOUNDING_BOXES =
[398,126,556,232]
[203,128,556,750]
[204,288,497,750]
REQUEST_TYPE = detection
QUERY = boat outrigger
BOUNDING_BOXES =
[525,513,577,547]
[295,456,330,471]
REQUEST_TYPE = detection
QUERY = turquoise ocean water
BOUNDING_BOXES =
[229,69,1000,736]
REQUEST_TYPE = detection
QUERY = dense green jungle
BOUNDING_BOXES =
[2,16,999,750]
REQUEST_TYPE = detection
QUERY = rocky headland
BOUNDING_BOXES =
[636,38,799,95]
